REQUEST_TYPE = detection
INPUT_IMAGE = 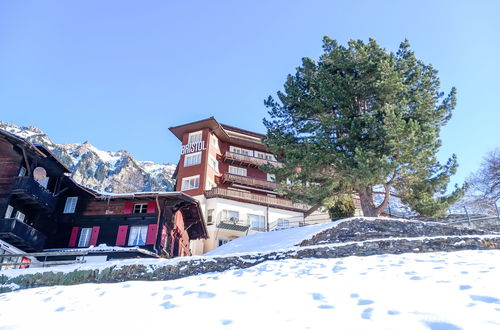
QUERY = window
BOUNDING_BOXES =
[277,219,290,230]
[208,155,219,172]
[267,173,276,182]
[207,209,214,224]
[223,210,239,222]
[248,214,266,231]
[64,197,78,214]
[188,131,203,144]
[255,151,277,161]
[181,175,200,191]
[4,205,13,219]
[211,134,218,148]
[206,178,217,190]
[218,238,229,247]
[229,146,253,157]
[133,203,148,214]
[18,167,26,177]
[78,228,92,247]
[14,211,25,222]
[128,226,148,246]
[184,152,202,167]
[228,166,247,176]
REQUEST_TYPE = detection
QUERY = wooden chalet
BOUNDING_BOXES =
[0,128,208,268]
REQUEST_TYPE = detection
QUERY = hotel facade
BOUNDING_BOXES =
[169,117,332,254]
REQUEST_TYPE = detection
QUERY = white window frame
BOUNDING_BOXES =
[208,154,219,172]
[228,166,247,176]
[207,209,214,224]
[223,210,239,222]
[128,225,148,246]
[218,238,229,247]
[4,205,13,219]
[248,214,266,231]
[267,173,276,182]
[255,151,277,161]
[63,197,78,214]
[210,134,218,148]
[184,151,202,167]
[229,146,253,157]
[14,211,25,222]
[133,203,148,214]
[181,175,200,191]
[188,131,203,144]
[78,228,92,247]
[206,178,216,190]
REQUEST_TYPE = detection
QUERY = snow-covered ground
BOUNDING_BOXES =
[1,250,499,330]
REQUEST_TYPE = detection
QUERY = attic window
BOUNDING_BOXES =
[133,204,148,214]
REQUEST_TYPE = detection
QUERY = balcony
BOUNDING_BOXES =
[222,173,279,191]
[11,176,56,212]
[0,218,47,252]
[223,151,282,169]
[204,187,310,212]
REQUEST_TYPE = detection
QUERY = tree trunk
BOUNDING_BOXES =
[357,185,391,217]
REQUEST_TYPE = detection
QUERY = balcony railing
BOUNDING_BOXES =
[224,151,282,168]
[0,218,47,252]
[204,187,310,212]
[11,176,56,212]
[222,173,279,191]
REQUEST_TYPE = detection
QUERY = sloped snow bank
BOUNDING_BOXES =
[1,250,499,330]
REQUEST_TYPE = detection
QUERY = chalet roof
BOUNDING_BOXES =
[0,129,71,175]
[169,117,268,152]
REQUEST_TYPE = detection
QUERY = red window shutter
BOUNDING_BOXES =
[116,225,128,246]
[145,224,159,245]
[146,202,156,214]
[89,226,100,246]
[68,226,79,247]
[123,202,133,214]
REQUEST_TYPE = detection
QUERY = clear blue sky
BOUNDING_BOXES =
[1,1,499,188]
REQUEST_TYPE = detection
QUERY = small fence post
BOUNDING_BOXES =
[464,206,471,227]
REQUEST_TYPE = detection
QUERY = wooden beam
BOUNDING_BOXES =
[21,147,31,176]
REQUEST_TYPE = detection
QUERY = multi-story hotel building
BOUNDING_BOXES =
[169,117,331,254]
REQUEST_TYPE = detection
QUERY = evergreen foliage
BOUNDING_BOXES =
[263,37,465,217]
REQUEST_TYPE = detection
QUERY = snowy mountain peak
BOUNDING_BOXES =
[0,121,176,193]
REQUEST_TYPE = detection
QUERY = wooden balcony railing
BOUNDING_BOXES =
[222,173,279,191]
[204,187,310,212]
[12,176,56,212]
[224,151,282,168]
[0,218,47,252]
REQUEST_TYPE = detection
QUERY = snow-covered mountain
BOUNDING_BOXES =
[0,122,176,193]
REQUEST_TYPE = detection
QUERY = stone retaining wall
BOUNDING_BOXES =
[2,235,499,293]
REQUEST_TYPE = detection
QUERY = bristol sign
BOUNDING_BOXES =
[181,140,206,155]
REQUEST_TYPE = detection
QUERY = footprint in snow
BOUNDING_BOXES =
[55,307,65,312]
[332,265,346,273]
[361,308,373,319]
[318,305,334,309]
[469,295,500,304]
[99,292,106,297]
[163,286,183,291]
[160,301,177,309]
[231,290,246,295]
[387,310,400,315]
[358,299,374,305]
[151,292,158,296]
[42,297,52,302]
[122,283,131,288]
[220,320,233,326]
[183,290,216,299]
[424,321,461,330]
[459,285,472,290]
[163,294,173,300]
[405,271,417,275]
[410,276,423,281]
[350,293,359,298]
[311,293,326,301]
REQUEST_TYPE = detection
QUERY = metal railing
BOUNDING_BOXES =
[224,151,282,168]
[0,251,90,269]
[222,173,279,190]
[204,187,310,212]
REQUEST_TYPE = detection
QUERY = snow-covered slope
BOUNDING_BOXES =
[0,121,176,193]
[1,250,499,329]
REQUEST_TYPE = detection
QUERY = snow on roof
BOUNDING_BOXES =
[204,218,359,256]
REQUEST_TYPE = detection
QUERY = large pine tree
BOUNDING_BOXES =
[263,37,465,217]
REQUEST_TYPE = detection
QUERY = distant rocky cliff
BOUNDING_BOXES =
[0,122,176,193]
